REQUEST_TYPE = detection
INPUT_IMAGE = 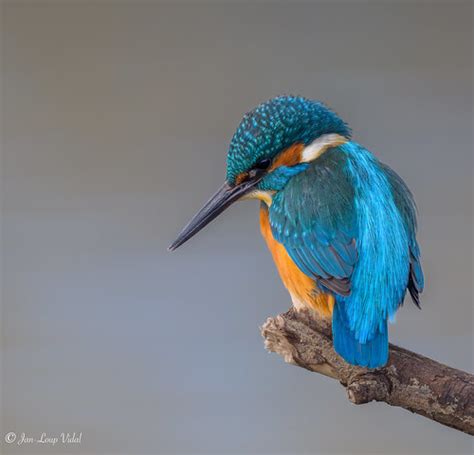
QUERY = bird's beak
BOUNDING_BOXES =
[168,177,259,251]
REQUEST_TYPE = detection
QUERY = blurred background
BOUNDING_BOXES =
[1,2,472,454]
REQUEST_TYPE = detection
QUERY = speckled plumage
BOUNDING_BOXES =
[226,96,351,183]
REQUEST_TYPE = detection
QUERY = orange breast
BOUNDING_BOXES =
[259,205,334,317]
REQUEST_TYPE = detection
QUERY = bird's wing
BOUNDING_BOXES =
[381,163,424,307]
[269,151,358,296]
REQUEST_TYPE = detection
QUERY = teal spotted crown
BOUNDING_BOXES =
[226,96,351,183]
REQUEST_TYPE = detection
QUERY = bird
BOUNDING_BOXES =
[169,95,424,369]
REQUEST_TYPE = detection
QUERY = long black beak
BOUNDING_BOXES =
[168,178,258,251]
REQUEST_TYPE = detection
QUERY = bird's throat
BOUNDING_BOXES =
[241,189,275,206]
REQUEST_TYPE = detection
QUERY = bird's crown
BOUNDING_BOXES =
[226,95,351,183]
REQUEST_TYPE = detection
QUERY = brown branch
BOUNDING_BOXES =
[260,308,474,435]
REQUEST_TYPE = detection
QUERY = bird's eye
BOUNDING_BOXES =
[254,158,271,170]
[244,158,272,182]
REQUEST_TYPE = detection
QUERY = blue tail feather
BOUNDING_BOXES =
[332,302,388,368]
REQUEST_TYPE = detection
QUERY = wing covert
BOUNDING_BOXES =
[269,150,358,296]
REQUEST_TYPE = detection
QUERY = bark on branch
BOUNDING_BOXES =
[260,308,474,435]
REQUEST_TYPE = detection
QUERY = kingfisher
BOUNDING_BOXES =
[169,96,424,368]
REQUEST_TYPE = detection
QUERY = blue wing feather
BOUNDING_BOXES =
[270,149,357,295]
[268,143,422,368]
[381,162,425,304]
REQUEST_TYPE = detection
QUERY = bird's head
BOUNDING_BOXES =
[169,95,351,251]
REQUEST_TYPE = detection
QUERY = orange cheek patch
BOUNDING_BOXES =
[269,143,305,171]
[235,143,304,185]
[235,172,249,185]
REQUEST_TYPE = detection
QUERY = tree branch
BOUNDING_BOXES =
[260,308,474,435]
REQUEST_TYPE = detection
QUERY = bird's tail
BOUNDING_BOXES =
[332,302,388,368]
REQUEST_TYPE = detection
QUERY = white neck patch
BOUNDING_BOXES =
[301,133,347,163]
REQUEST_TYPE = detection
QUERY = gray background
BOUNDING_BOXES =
[1,2,472,454]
